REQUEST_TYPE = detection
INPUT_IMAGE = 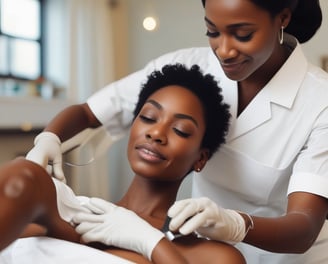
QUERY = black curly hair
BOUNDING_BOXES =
[133,63,231,159]
[201,0,322,43]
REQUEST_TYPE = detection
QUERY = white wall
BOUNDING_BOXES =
[302,0,328,66]
[123,0,328,71]
[124,0,328,72]
[126,0,208,72]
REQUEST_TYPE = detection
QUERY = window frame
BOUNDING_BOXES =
[0,0,44,81]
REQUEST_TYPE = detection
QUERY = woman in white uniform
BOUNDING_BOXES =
[26,0,328,263]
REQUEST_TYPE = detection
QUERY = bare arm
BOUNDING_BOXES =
[0,158,80,251]
[244,192,328,253]
[104,239,189,264]
[44,103,102,142]
[151,235,246,264]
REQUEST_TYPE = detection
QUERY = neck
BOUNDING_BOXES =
[238,43,292,115]
[116,176,182,224]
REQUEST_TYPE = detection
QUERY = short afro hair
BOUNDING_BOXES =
[133,63,230,159]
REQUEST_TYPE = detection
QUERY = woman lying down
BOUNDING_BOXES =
[0,64,245,264]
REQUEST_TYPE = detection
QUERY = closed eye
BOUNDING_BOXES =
[173,128,191,138]
[206,30,219,38]
[235,32,253,42]
[206,30,254,42]
[139,115,155,123]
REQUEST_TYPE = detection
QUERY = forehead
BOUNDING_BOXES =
[205,0,270,24]
[148,84,198,102]
[146,85,205,120]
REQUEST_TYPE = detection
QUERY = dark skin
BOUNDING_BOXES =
[204,0,292,114]
[0,86,245,264]
[0,158,154,264]
[44,103,101,143]
[203,0,328,253]
[0,158,80,250]
[28,0,328,256]
[99,85,245,263]
[0,159,182,264]
[246,193,328,253]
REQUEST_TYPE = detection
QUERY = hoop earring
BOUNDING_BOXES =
[279,26,284,45]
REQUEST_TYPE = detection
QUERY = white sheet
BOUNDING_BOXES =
[0,237,135,264]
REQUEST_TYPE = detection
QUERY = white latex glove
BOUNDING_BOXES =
[26,131,66,182]
[73,197,165,260]
[168,197,246,244]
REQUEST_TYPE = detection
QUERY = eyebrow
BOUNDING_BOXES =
[204,17,215,26]
[204,16,255,29]
[146,99,199,127]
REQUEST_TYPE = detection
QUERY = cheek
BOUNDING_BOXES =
[127,123,143,161]
[129,121,145,141]
[169,142,201,171]
[249,33,276,59]
[234,34,277,80]
[208,38,216,49]
[208,34,275,62]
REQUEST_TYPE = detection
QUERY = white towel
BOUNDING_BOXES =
[0,237,135,264]
[52,178,91,225]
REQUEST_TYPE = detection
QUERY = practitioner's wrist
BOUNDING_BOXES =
[238,211,254,237]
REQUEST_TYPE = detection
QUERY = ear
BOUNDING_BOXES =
[193,149,209,173]
[279,7,292,28]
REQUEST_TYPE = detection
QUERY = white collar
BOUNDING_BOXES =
[227,34,309,140]
[266,34,308,109]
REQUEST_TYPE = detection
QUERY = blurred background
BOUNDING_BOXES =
[0,0,327,202]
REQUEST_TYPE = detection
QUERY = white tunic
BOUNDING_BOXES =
[87,35,328,264]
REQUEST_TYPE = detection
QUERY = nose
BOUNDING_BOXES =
[145,125,167,145]
[213,36,238,61]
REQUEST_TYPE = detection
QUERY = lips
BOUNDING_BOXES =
[135,143,167,163]
[220,61,245,74]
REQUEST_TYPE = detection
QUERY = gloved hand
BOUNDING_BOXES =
[168,197,247,244]
[25,131,66,182]
[73,197,165,260]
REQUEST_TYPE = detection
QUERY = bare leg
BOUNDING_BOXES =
[0,157,80,250]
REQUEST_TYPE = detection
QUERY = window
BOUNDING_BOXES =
[0,0,43,80]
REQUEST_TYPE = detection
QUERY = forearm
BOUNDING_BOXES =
[244,192,328,253]
[44,103,101,142]
[169,194,328,255]
[244,213,324,253]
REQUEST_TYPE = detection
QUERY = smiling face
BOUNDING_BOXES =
[127,85,208,181]
[204,0,288,81]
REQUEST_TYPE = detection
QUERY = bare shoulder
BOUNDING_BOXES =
[99,235,246,264]
[173,235,246,264]
[103,247,152,264]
